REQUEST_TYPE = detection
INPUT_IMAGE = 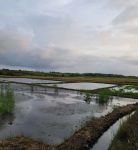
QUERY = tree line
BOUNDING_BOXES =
[0,69,137,78]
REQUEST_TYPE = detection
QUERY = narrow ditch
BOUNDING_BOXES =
[90,111,135,150]
[57,103,137,150]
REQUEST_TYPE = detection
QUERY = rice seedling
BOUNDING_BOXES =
[0,83,15,115]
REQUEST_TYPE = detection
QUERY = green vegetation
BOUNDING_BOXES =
[0,69,138,85]
[94,87,138,99]
[83,91,112,104]
[97,91,111,104]
[83,93,92,104]
[0,84,14,115]
[125,85,138,90]
[1,68,137,78]
[83,85,138,104]
[109,107,138,150]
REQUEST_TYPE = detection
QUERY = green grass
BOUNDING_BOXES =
[83,91,111,104]
[83,93,93,104]
[84,85,138,104]
[97,91,111,104]
[0,84,15,115]
[95,87,138,99]
[125,85,138,90]
[109,108,138,150]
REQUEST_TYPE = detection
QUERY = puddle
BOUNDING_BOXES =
[0,83,137,145]
[91,112,135,150]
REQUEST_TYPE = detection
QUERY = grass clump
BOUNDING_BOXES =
[83,91,111,104]
[97,90,111,104]
[83,92,93,104]
[0,84,14,115]
[84,89,112,104]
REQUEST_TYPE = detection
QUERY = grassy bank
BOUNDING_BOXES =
[109,107,138,150]
[0,84,14,115]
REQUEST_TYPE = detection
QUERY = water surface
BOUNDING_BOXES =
[0,83,137,145]
[48,82,115,90]
[0,77,60,84]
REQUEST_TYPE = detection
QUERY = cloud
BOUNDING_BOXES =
[106,0,137,10]
[0,28,32,53]
[0,29,76,70]
[0,0,138,75]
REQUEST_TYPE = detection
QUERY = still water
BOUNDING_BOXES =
[0,83,137,145]
[0,77,60,84]
[48,82,115,90]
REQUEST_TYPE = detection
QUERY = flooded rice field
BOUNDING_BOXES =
[47,82,115,90]
[0,82,137,145]
[0,77,60,84]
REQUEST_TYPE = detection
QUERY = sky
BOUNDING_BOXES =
[0,0,138,75]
